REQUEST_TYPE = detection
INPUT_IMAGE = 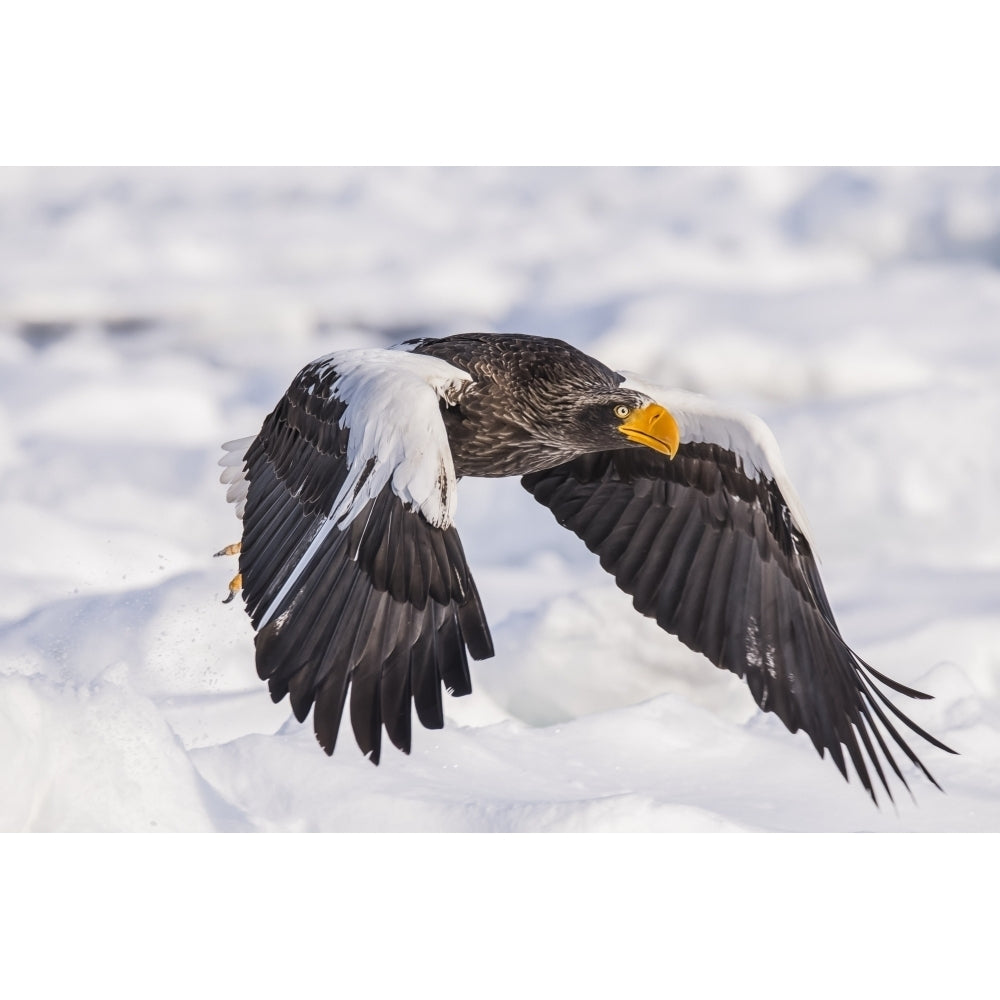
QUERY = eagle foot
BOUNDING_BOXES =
[222,572,243,604]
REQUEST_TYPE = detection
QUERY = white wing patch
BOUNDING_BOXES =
[315,347,471,530]
[619,372,815,548]
[221,350,470,532]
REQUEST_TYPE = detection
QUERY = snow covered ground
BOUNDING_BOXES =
[2,166,999,832]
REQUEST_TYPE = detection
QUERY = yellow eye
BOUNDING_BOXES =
[614,404,631,419]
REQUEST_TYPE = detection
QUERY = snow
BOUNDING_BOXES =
[3,166,1000,832]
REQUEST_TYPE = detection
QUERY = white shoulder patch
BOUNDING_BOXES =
[619,372,814,547]
[312,347,471,530]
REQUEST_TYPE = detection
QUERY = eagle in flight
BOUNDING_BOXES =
[218,333,952,804]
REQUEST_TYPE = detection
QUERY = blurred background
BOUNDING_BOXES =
[2,166,999,831]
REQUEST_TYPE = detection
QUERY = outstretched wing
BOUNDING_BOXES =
[522,382,953,803]
[225,348,494,763]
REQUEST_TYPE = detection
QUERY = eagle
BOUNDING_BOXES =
[217,332,952,804]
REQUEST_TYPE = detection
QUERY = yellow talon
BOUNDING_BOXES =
[222,572,243,604]
[214,541,242,557]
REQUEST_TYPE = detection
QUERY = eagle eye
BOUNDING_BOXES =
[613,404,631,419]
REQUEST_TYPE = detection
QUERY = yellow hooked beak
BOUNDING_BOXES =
[618,403,680,458]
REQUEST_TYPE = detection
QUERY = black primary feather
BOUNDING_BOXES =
[521,445,955,804]
[237,354,493,762]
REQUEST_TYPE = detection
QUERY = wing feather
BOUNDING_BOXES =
[411,613,446,731]
[522,406,954,802]
[231,350,493,762]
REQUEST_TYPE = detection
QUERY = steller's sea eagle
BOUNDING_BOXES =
[217,332,953,804]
